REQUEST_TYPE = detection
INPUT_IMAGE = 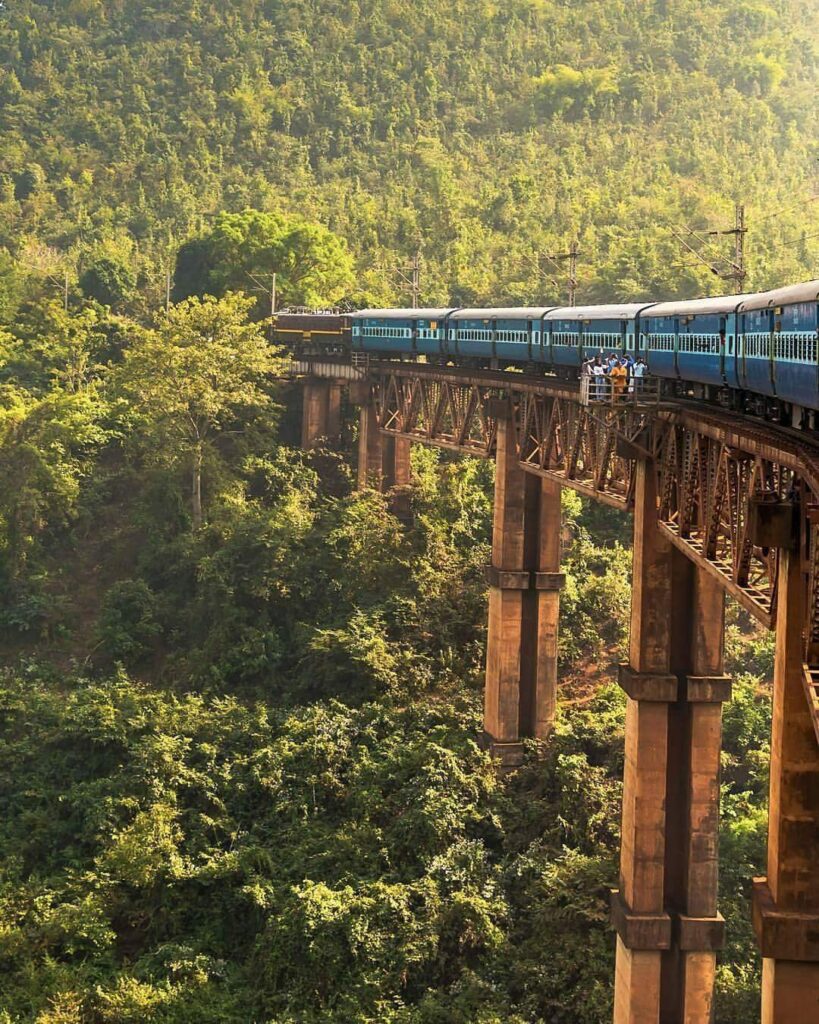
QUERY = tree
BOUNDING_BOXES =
[173,210,355,313]
[0,384,107,579]
[79,256,137,310]
[1,301,109,394]
[118,293,279,528]
[0,247,25,322]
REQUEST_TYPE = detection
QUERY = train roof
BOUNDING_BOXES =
[645,293,759,317]
[544,303,656,321]
[449,307,556,320]
[355,308,454,319]
[737,280,819,312]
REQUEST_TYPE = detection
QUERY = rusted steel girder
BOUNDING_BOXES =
[367,362,819,743]
[370,365,806,623]
[373,368,501,456]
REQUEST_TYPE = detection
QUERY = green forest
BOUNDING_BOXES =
[0,0,814,1020]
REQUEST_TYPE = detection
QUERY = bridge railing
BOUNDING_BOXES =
[580,374,660,407]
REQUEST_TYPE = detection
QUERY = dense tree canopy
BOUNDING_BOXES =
[0,0,818,313]
[173,210,356,313]
[117,293,279,526]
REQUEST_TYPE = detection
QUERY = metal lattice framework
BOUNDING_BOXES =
[364,360,819,739]
[517,393,653,508]
[374,369,501,455]
[654,425,791,626]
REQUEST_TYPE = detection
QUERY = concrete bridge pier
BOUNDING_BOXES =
[483,407,563,768]
[754,547,819,1022]
[661,564,730,1024]
[354,390,412,516]
[356,398,384,489]
[613,457,729,1024]
[381,434,412,519]
[301,378,342,448]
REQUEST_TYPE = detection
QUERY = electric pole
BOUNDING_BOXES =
[165,232,174,313]
[567,239,579,306]
[391,249,422,308]
[532,240,581,305]
[245,271,279,318]
[735,203,747,290]
[707,203,747,290]
[670,204,750,291]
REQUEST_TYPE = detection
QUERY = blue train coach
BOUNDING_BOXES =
[353,308,454,356]
[543,303,656,370]
[641,293,753,388]
[735,281,819,413]
[448,308,554,362]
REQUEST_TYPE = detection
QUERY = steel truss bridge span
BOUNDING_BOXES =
[293,355,819,1023]
[371,361,819,635]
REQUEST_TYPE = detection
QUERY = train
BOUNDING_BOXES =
[272,279,819,428]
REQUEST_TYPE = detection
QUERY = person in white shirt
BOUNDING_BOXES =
[632,356,647,394]
[591,357,605,401]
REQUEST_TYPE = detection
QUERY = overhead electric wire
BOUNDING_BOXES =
[752,194,819,226]
[772,229,819,250]
[664,222,729,276]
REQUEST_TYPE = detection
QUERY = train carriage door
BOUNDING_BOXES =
[771,307,780,396]
[527,319,534,363]
[815,301,819,400]
[635,314,645,359]
[719,316,727,382]
[739,313,746,389]
[622,319,630,356]
[429,319,439,358]
[725,313,738,388]
[543,316,553,367]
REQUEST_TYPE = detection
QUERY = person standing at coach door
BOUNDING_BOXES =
[580,357,593,403]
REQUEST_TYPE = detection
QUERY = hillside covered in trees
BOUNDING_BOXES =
[2,0,819,312]
[0,0,810,1021]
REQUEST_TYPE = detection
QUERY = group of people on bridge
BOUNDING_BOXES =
[580,352,648,403]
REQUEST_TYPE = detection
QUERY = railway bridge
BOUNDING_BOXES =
[291,356,819,1024]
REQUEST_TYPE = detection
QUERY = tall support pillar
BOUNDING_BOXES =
[302,380,343,448]
[356,404,413,516]
[357,402,383,490]
[302,379,330,448]
[326,383,342,440]
[483,409,563,768]
[613,460,675,1024]
[484,412,528,763]
[383,434,412,519]
[662,566,730,1024]
[754,548,819,1022]
[528,476,563,739]
[613,457,730,1024]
